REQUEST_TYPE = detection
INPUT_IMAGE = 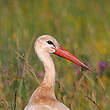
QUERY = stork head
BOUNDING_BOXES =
[34,35,91,71]
[34,35,59,54]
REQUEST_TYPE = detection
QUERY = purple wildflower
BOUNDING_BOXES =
[73,65,82,75]
[98,61,107,73]
[73,65,79,69]
[37,72,43,79]
[18,71,23,76]
[77,69,82,75]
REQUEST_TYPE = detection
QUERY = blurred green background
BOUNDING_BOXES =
[0,0,110,110]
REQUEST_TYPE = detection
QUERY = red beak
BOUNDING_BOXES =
[54,46,92,71]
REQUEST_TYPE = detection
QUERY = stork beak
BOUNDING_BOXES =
[54,46,92,71]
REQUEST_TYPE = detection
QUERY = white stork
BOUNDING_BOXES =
[24,35,91,110]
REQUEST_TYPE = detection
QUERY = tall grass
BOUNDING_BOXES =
[0,0,110,110]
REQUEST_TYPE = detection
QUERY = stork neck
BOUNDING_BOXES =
[38,51,56,88]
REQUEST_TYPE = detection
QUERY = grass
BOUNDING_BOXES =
[0,0,110,110]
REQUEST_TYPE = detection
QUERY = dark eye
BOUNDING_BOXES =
[46,40,53,45]
[46,40,56,47]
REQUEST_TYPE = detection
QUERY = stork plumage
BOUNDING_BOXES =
[24,35,91,110]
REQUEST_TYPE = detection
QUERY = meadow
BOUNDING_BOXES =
[0,0,110,110]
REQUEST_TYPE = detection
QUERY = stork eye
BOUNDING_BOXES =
[46,40,53,45]
[46,40,56,47]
